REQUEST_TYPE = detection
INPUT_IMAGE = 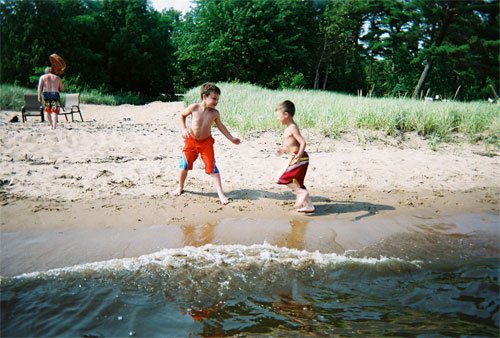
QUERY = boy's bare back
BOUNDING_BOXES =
[39,73,64,92]
[38,72,64,102]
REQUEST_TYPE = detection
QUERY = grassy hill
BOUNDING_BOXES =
[184,82,499,146]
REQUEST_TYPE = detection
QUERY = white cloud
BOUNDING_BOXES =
[150,0,192,13]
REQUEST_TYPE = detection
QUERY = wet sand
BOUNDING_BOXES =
[1,187,498,276]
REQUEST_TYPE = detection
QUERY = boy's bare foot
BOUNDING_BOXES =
[172,187,184,196]
[294,189,308,208]
[219,196,230,205]
[297,206,315,214]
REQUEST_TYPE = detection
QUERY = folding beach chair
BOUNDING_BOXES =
[21,94,44,122]
[61,93,84,122]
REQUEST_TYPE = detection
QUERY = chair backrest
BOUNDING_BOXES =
[24,94,40,110]
[65,93,80,107]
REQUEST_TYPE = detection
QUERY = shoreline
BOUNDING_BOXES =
[1,187,498,276]
[1,186,498,230]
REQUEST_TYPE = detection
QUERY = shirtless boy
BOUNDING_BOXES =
[275,100,315,213]
[172,83,240,204]
[37,67,65,129]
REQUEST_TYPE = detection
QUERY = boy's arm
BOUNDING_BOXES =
[214,113,240,145]
[58,77,65,92]
[37,76,44,102]
[276,146,287,156]
[290,125,306,162]
[180,104,194,138]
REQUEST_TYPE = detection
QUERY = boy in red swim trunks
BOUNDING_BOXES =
[172,83,240,204]
[275,100,315,213]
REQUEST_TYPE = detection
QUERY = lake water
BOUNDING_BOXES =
[2,227,499,337]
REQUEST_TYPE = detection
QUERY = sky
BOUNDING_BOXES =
[150,0,193,13]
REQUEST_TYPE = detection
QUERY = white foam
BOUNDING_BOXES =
[14,243,422,279]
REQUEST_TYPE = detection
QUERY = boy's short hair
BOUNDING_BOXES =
[200,83,221,99]
[277,100,295,116]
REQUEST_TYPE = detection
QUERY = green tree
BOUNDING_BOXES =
[1,0,497,101]
[318,0,369,93]
[0,0,65,86]
[413,0,499,100]
[412,0,462,98]
[359,0,498,100]
[1,0,178,98]
[175,0,319,89]
[361,0,422,96]
[103,0,177,97]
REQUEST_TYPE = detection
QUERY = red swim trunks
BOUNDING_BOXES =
[180,135,218,174]
[277,151,309,189]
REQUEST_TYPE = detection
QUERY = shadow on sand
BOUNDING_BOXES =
[311,200,395,220]
[187,189,395,221]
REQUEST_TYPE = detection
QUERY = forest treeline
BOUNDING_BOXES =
[1,0,498,102]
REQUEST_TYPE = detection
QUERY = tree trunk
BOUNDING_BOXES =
[314,37,328,89]
[412,11,453,99]
[314,64,320,90]
[322,63,330,90]
[489,84,499,100]
[412,60,433,99]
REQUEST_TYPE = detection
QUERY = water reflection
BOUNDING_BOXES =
[275,218,309,250]
[180,218,344,254]
[181,218,315,250]
[181,223,216,247]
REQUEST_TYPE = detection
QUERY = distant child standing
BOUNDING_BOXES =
[172,83,241,204]
[37,67,65,129]
[275,100,315,213]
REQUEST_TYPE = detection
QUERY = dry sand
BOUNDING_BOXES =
[1,102,499,276]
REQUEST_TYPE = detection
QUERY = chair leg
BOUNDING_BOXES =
[75,107,83,121]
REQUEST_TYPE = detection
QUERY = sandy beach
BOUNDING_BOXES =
[1,101,499,276]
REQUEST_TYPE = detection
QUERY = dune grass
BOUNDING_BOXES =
[184,82,499,146]
[3,82,498,147]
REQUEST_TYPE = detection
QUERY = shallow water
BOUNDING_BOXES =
[2,231,499,337]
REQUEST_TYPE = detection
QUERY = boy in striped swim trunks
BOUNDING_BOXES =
[275,100,315,213]
[37,67,65,129]
[172,83,241,205]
